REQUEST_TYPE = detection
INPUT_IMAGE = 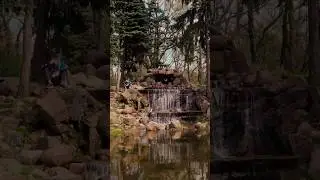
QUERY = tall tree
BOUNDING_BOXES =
[114,0,150,80]
[307,0,320,85]
[280,0,294,71]
[246,0,257,64]
[91,0,109,52]
[18,0,33,97]
[147,0,169,68]
[31,0,50,81]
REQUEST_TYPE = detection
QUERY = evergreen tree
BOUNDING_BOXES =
[147,0,170,68]
[113,0,150,78]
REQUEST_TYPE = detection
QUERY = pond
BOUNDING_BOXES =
[110,130,210,180]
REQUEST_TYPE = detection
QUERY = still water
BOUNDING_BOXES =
[110,130,210,180]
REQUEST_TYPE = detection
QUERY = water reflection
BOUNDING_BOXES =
[110,130,209,180]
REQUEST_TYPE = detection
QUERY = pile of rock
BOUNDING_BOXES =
[0,91,109,179]
[0,52,110,179]
[111,88,209,135]
[138,68,190,88]
[212,70,320,175]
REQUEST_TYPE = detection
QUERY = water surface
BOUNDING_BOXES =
[110,130,209,180]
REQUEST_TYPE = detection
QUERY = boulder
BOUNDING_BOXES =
[146,121,165,131]
[47,167,82,180]
[195,96,210,113]
[117,89,148,108]
[0,142,14,158]
[85,64,96,76]
[19,150,43,165]
[121,106,136,114]
[69,163,85,174]
[36,90,69,124]
[0,77,19,96]
[31,169,50,179]
[72,73,107,90]
[41,144,74,166]
[35,136,62,150]
[96,65,109,80]
[309,144,320,180]
[0,158,28,177]
[4,130,24,147]
[84,50,109,68]
[169,119,182,130]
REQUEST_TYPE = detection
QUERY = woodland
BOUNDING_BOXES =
[0,0,319,90]
[0,0,319,179]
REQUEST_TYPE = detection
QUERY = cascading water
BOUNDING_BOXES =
[212,86,229,157]
[149,89,181,112]
[147,88,195,123]
[212,84,257,157]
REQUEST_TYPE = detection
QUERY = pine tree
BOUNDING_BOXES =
[113,0,150,78]
[147,0,169,68]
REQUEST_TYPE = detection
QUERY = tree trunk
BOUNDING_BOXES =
[206,0,213,99]
[198,46,202,84]
[280,4,288,66]
[308,0,320,86]
[247,0,256,64]
[92,7,105,52]
[32,0,49,82]
[281,0,294,71]
[187,63,190,81]
[236,0,242,34]
[18,1,33,97]
[98,10,106,52]
[105,1,111,58]
[116,66,121,91]
[286,0,294,71]
[153,2,160,68]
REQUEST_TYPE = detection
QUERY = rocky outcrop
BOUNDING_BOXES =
[0,64,110,179]
[211,70,316,166]
[84,50,109,68]
[138,68,190,88]
[210,35,249,74]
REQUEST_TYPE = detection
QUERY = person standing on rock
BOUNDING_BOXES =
[42,49,70,87]
[124,79,132,89]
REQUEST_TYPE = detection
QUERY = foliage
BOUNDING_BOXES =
[146,0,170,68]
[113,0,150,75]
[0,49,21,76]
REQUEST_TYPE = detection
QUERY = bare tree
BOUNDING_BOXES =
[18,0,33,97]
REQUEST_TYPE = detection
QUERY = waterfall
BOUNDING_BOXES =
[212,86,256,157]
[212,87,229,157]
[149,89,181,112]
[148,88,182,123]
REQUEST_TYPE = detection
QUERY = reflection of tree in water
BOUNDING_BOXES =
[110,131,209,180]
